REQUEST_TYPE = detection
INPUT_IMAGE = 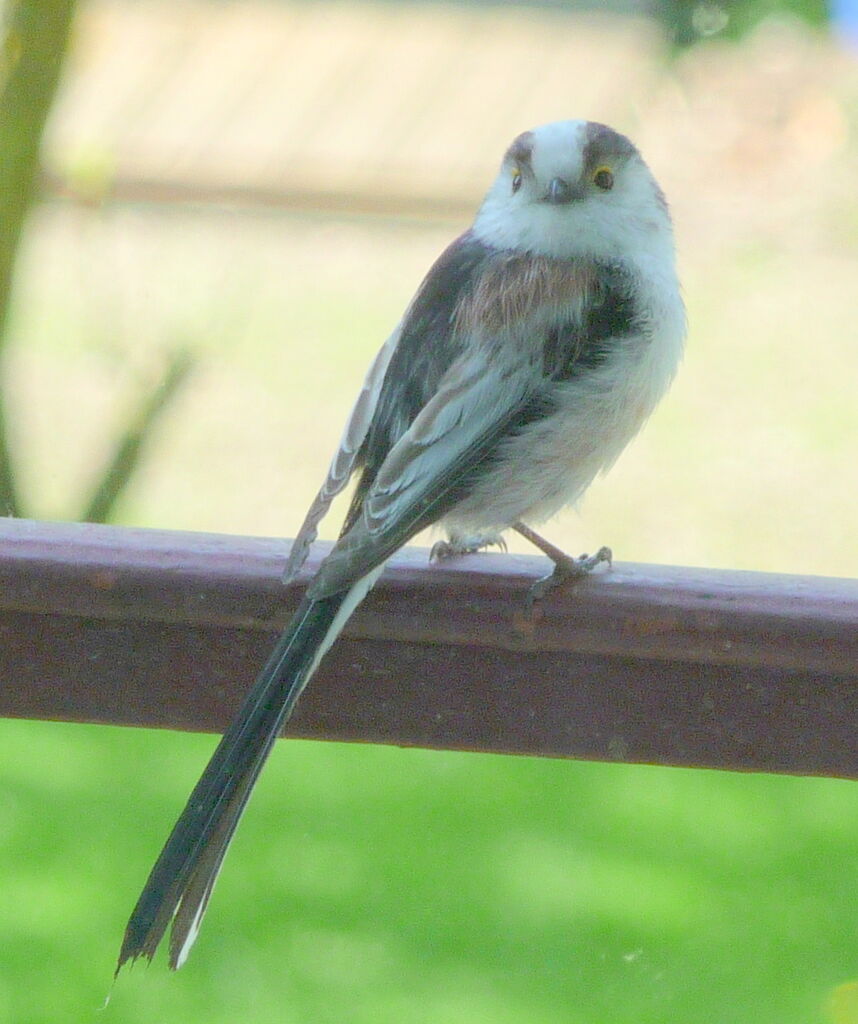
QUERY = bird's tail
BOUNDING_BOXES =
[117,568,379,972]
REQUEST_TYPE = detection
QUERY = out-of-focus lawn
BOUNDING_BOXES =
[3,721,858,1024]
[2,18,858,1024]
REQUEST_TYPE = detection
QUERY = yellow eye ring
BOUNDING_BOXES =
[593,166,614,191]
[511,168,523,193]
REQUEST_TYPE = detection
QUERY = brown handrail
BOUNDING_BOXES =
[1,518,856,778]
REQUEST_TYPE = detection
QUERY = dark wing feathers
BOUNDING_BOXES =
[342,231,494,533]
[310,370,539,599]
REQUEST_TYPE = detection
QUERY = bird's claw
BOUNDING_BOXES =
[430,535,507,562]
[525,545,612,611]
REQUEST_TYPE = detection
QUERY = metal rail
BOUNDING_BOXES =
[1,518,856,778]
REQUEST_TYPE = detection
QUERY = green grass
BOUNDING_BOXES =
[1,720,857,1023]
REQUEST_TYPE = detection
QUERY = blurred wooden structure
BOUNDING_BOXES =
[44,0,660,217]
[2,518,857,779]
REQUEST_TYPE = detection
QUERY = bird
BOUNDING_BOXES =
[117,119,685,972]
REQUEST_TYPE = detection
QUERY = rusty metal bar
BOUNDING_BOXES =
[1,518,857,778]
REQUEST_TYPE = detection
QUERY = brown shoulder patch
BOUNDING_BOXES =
[455,253,596,337]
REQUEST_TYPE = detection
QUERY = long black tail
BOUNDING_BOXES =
[117,589,348,972]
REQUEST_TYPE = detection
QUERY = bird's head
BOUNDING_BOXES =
[473,120,673,265]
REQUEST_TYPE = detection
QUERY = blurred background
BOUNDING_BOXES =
[1,0,858,1021]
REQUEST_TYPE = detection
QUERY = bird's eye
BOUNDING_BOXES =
[511,168,523,194]
[593,166,614,191]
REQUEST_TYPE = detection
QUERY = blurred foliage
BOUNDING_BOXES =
[80,347,195,523]
[0,0,78,515]
[654,0,828,48]
[0,0,193,524]
[250,0,831,47]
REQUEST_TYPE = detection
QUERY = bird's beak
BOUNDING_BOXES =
[545,177,579,205]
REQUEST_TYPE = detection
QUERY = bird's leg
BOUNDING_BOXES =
[513,521,612,607]
[430,532,507,562]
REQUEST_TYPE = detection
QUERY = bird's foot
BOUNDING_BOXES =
[511,522,612,610]
[524,545,612,610]
[430,533,507,562]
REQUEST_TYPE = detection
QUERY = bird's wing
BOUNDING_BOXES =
[282,324,401,582]
[284,230,497,580]
[307,349,540,598]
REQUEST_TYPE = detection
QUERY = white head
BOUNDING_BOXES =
[473,120,674,268]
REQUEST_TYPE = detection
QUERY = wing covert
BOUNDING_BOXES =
[307,353,539,598]
[283,325,401,582]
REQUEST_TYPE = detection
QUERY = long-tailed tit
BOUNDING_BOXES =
[118,119,685,971]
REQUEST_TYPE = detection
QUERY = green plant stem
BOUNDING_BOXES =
[81,348,196,524]
[0,0,79,516]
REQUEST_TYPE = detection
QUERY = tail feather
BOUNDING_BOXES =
[117,591,346,972]
[169,742,267,969]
